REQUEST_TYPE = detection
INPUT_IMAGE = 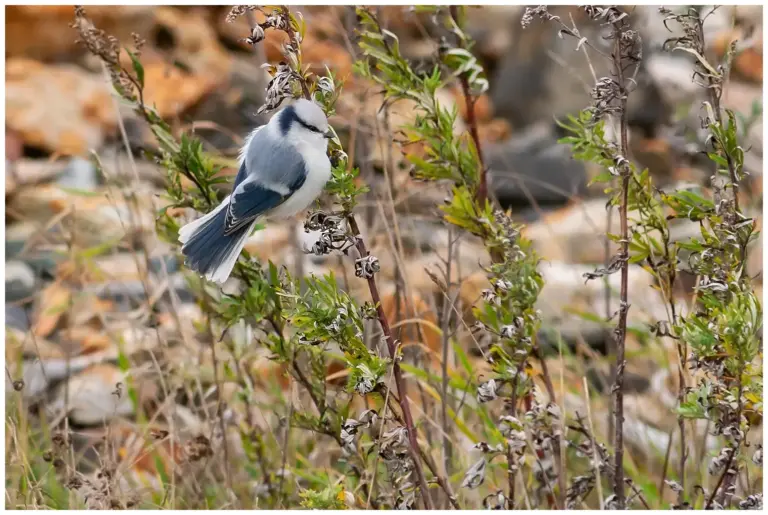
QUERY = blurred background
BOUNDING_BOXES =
[5,4,763,509]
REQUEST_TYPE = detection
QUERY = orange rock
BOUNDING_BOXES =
[116,425,183,478]
[73,331,112,356]
[6,59,117,155]
[713,28,763,83]
[5,6,154,61]
[633,137,674,177]
[264,29,291,62]
[303,37,354,79]
[478,118,513,143]
[459,272,490,318]
[250,356,290,390]
[455,89,494,123]
[735,46,763,83]
[380,291,441,356]
[33,282,72,338]
[141,62,215,118]
[152,7,233,80]
[325,360,349,387]
[6,129,23,162]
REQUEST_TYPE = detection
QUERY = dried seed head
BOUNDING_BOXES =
[482,490,507,510]
[739,494,763,510]
[52,432,71,448]
[226,5,259,23]
[476,379,497,403]
[708,446,734,476]
[521,6,560,29]
[185,434,214,462]
[66,475,84,490]
[149,429,169,440]
[245,25,266,45]
[460,457,486,489]
[354,255,380,279]
[379,426,409,460]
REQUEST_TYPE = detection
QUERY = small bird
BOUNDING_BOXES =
[179,99,333,284]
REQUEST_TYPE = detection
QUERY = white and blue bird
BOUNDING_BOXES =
[178,99,333,284]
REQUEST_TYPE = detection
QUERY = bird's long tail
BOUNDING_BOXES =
[178,196,254,284]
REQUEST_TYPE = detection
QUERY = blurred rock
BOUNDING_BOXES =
[6,129,24,162]
[138,61,222,120]
[644,54,699,110]
[243,223,293,262]
[8,185,156,247]
[5,6,154,61]
[184,55,269,151]
[47,364,136,425]
[5,328,110,399]
[94,147,168,187]
[478,118,513,144]
[488,9,608,129]
[6,159,67,196]
[302,33,354,79]
[537,261,674,350]
[6,221,63,278]
[6,59,117,155]
[5,305,31,332]
[630,137,676,179]
[486,122,592,208]
[453,89,495,124]
[5,261,36,304]
[56,157,100,190]
[33,282,72,338]
[523,197,712,264]
[465,6,524,64]
[157,303,205,343]
[380,291,441,358]
[714,27,763,84]
[490,7,670,134]
[148,7,233,82]
[354,87,466,170]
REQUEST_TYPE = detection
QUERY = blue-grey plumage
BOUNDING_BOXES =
[178,99,333,284]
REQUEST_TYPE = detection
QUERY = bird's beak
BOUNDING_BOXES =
[324,128,335,139]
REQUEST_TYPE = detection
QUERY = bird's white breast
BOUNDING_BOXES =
[269,136,331,219]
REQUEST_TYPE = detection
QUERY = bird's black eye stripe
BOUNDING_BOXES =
[295,117,322,133]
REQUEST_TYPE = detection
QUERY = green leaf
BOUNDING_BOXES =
[125,48,144,89]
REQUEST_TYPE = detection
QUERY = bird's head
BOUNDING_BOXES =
[278,98,334,143]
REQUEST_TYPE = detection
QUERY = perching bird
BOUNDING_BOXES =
[178,99,333,284]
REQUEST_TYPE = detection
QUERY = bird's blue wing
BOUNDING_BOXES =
[223,180,285,235]
[243,126,308,188]
[223,135,308,236]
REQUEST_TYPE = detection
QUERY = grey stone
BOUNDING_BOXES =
[5,260,36,304]
[56,157,99,190]
[5,304,31,331]
[487,122,588,208]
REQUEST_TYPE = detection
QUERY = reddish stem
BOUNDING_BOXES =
[347,216,433,509]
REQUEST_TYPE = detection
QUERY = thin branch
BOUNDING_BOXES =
[610,14,633,509]
[346,216,433,509]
